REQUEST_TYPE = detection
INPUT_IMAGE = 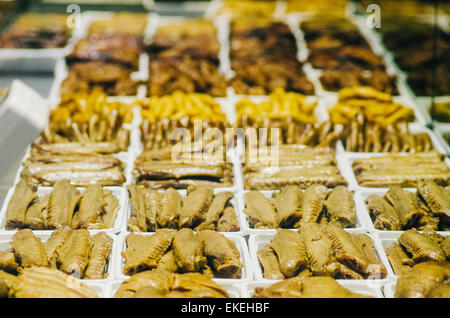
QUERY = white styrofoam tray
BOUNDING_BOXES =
[116,232,252,283]
[248,230,394,283]
[0,232,119,282]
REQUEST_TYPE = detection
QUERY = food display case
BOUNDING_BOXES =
[0,0,449,299]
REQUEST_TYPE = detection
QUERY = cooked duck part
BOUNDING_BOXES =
[157,188,182,229]
[144,189,160,232]
[324,186,356,228]
[33,142,121,155]
[11,229,48,268]
[156,250,178,273]
[84,233,113,279]
[46,180,81,229]
[385,186,424,228]
[0,250,18,273]
[244,191,278,229]
[101,190,119,228]
[5,180,37,228]
[122,230,175,275]
[197,230,242,278]
[44,226,73,268]
[132,286,166,298]
[217,207,240,232]
[25,194,49,230]
[365,194,401,230]
[56,229,92,277]
[0,271,18,298]
[11,267,98,298]
[299,223,339,276]
[398,229,446,263]
[273,186,303,227]
[179,186,213,228]
[323,224,380,278]
[172,228,206,273]
[254,276,369,298]
[270,229,307,278]
[440,237,450,259]
[114,270,172,298]
[428,284,450,298]
[127,185,148,232]
[351,233,387,279]
[74,184,105,229]
[335,263,364,280]
[386,243,414,275]
[197,191,234,230]
[417,180,450,218]
[257,246,284,280]
[170,272,229,298]
[395,262,450,298]
[296,184,328,227]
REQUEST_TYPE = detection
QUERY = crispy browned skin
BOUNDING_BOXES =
[122,230,175,275]
[5,180,37,228]
[172,228,206,273]
[386,243,414,275]
[270,229,307,277]
[254,276,370,298]
[244,191,278,229]
[179,186,213,228]
[11,267,98,298]
[11,229,48,268]
[196,230,242,278]
[257,246,284,280]
[324,186,356,228]
[385,186,424,228]
[365,194,402,230]
[398,229,446,263]
[395,262,450,298]
[84,232,113,279]
[273,186,303,228]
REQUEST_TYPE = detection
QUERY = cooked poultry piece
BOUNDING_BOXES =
[56,229,92,278]
[0,13,71,48]
[114,270,172,298]
[270,229,308,278]
[25,194,49,230]
[10,230,48,268]
[324,186,356,227]
[156,250,178,273]
[122,230,175,275]
[417,180,450,218]
[197,191,234,231]
[74,184,105,229]
[169,272,229,298]
[172,229,206,273]
[44,226,73,268]
[253,276,370,298]
[395,262,450,298]
[127,185,148,232]
[0,250,18,273]
[323,224,386,279]
[257,246,284,280]
[157,188,182,229]
[244,191,278,229]
[385,243,414,275]
[46,180,80,229]
[296,184,328,227]
[441,237,450,258]
[398,229,446,263]
[197,230,242,278]
[11,267,98,298]
[179,186,213,229]
[84,233,113,279]
[218,1,276,17]
[0,271,18,298]
[365,194,402,231]
[5,180,37,229]
[217,207,241,232]
[299,223,339,277]
[273,186,303,227]
[385,186,424,228]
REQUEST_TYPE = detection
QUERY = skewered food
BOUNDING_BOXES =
[114,271,230,298]
[2,267,99,298]
[352,152,450,187]
[0,13,71,48]
[253,276,371,298]
[134,145,233,189]
[139,92,228,150]
[127,185,239,232]
[243,146,347,189]
[394,261,450,298]
[0,228,113,280]
[386,230,449,277]
[366,181,450,231]
[244,185,356,229]
[302,18,397,93]
[4,180,119,230]
[121,230,243,279]
[257,226,386,280]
